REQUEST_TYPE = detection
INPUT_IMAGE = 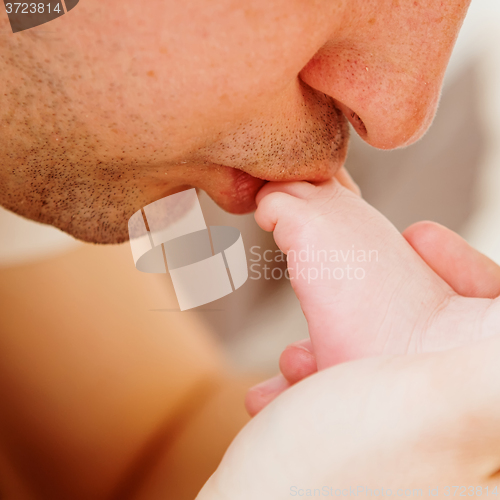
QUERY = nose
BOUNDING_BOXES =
[299,4,468,150]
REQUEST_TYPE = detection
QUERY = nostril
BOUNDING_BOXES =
[334,100,368,139]
[348,109,367,137]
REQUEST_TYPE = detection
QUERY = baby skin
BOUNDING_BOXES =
[247,175,500,415]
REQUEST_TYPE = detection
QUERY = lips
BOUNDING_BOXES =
[193,165,267,214]
[219,169,267,213]
[207,160,347,215]
[194,88,351,214]
[201,138,350,214]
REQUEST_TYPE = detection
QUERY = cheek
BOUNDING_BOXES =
[80,2,328,146]
[45,0,332,161]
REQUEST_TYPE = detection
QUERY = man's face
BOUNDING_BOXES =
[0,0,470,243]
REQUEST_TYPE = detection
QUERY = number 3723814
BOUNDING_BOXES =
[444,486,498,496]
[5,3,61,14]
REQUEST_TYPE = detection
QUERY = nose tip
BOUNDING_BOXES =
[338,90,439,150]
[300,52,443,150]
[366,86,441,150]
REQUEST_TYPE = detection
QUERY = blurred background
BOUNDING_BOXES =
[1,0,500,380]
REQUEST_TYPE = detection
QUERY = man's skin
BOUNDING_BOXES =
[0,0,468,242]
[0,0,476,498]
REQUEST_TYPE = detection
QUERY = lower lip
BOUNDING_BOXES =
[217,168,267,214]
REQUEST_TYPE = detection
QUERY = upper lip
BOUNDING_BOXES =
[250,170,334,183]
[237,151,345,183]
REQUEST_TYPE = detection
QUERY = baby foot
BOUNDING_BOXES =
[255,179,496,370]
